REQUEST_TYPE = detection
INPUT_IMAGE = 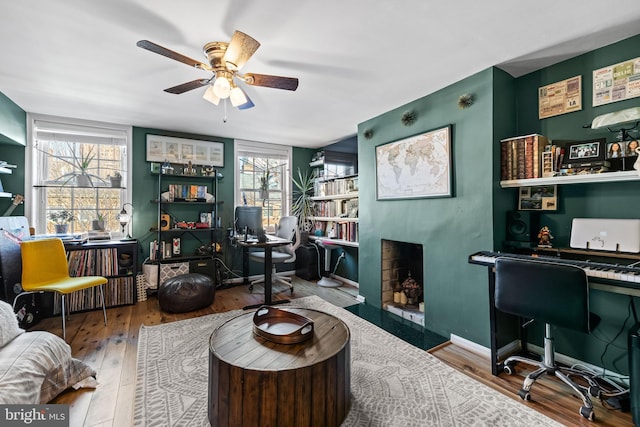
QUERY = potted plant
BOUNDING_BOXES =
[259,170,270,200]
[92,213,106,231]
[291,167,317,242]
[108,171,122,187]
[48,210,75,234]
[74,145,96,187]
[47,144,105,187]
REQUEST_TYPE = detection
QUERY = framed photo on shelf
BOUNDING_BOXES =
[146,134,224,167]
[564,138,605,162]
[518,185,558,211]
[375,125,452,200]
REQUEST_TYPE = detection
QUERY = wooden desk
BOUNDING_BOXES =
[237,236,291,309]
[208,308,351,427]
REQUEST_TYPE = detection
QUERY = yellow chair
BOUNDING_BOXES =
[14,238,108,340]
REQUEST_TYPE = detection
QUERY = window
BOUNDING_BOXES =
[27,114,132,235]
[234,140,291,232]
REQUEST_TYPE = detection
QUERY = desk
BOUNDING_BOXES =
[237,236,291,309]
[469,250,640,375]
[208,308,351,427]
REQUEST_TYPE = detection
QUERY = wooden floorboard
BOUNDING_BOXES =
[33,277,634,426]
[429,342,634,427]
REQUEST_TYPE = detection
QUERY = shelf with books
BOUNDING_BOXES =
[309,235,359,248]
[310,218,359,245]
[500,170,640,188]
[500,134,549,181]
[151,166,222,286]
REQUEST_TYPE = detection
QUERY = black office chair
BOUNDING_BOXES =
[495,257,600,421]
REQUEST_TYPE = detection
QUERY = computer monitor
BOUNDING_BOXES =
[234,206,263,236]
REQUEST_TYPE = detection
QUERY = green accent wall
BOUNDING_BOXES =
[504,34,640,374]
[357,68,498,345]
[131,127,315,264]
[130,127,234,261]
[0,92,26,146]
[0,93,26,215]
[356,33,640,373]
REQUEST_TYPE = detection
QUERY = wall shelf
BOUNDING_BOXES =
[310,193,358,201]
[500,170,640,188]
[309,235,359,248]
[311,216,358,222]
[34,184,125,189]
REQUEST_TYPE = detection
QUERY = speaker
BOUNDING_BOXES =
[506,211,538,242]
[160,214,171,230]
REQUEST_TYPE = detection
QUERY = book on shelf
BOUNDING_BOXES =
[500,134,550,180]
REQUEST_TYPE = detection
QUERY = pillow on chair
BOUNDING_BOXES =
[0,300,24,347]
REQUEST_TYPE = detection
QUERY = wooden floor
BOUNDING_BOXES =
[429,343,634,427]
[32,277,634,427]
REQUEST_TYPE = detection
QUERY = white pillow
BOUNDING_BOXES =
[0,299,24,348]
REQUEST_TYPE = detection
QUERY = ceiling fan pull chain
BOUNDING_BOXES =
[223,98,228,123]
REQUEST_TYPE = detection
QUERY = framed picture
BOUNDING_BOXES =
[518,185,558,211]
[565,138,604,162]
[375,125,452,200]
[146,134,224,167]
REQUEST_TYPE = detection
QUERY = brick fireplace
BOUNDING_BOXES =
[381,239,424,326]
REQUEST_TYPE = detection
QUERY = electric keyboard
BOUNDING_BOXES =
[469,250,640,284]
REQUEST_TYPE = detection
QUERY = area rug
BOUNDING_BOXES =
[134,296,561,426]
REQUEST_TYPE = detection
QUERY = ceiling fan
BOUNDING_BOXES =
[136,30,299,110]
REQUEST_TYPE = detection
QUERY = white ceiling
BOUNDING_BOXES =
[1,1,639,149]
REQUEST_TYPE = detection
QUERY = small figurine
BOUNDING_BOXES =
[537,226,554,248]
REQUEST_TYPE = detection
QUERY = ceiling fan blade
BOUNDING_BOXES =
[137,40,210,70]
[164,79,211,94]
[223,31,260,70]
[243,73,299,91]
[237,96,255,110]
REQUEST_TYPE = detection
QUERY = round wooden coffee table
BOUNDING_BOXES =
[208,308,351,427]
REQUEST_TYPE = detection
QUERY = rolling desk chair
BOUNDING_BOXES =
[15,238,108,341]
[249,216,300,294]
[495,257,600,421]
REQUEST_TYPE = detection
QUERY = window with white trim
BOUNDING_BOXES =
[234,140,291,233]
[28,115,132,235]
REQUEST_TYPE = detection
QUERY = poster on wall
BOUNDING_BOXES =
[592,56,640,106]
[538,75,582,119]
[146,134,224,167]
[518,185,557,211]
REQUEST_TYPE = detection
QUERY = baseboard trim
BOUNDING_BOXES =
[330,274,359,288]
[449,334,491,358]
[449,334,628,385]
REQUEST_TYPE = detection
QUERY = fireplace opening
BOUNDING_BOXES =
[381,239,424,326]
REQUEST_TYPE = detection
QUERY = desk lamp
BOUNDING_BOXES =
[117,203,134,239]
[590,106,640,139]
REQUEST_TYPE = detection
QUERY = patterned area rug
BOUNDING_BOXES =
[134,296,561,426]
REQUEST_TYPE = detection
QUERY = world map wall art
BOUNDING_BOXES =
[375,125,452,200]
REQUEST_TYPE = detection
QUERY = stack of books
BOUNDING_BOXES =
[500,134,550,180]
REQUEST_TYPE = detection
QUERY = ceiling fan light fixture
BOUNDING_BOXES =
[213,74,231,99]
[230,85,248,107]
[202,86,221,105]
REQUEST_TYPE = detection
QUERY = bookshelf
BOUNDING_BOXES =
[500,170,640,188]
[52,240,138,314]
[149,167,222,288]
[309,175,359,246]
